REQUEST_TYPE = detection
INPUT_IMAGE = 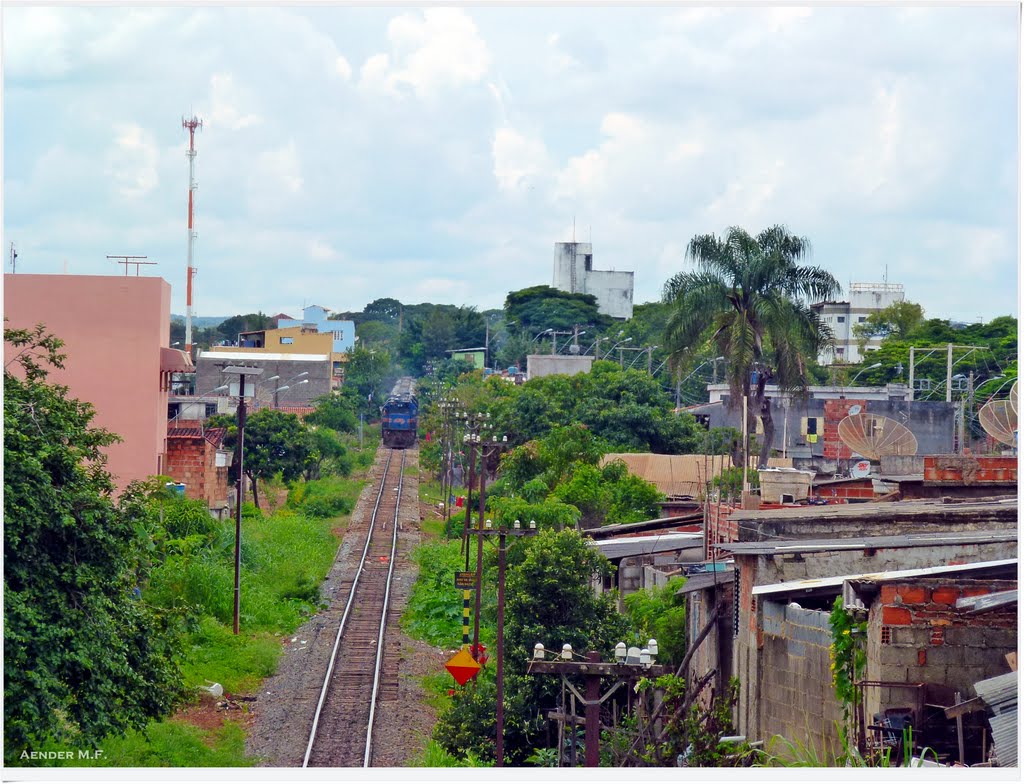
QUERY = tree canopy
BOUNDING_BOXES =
[4,325,184,760]
[663,225,840,465]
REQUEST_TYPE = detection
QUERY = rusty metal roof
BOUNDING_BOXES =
[600,453,734,496]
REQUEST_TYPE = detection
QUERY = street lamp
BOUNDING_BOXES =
[274,378,309,408]
[221,365,264,635]
[851,362,883,385]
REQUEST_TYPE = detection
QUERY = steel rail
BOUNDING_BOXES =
[363,448,405,766]
[302,449,397,768]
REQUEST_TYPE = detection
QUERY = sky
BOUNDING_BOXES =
[3,3,1020,324]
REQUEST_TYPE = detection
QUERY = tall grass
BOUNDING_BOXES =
[401,540,466,645]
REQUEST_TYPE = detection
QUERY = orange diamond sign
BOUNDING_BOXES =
[445,646,482,685]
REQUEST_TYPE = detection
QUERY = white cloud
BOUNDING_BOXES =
[492,128,548,192]
[335,55,353,81]
[107,124,160,199]
[3,8,72,79]
[309,238,339,262]
[207,73,262,131]
[359,8,491,99]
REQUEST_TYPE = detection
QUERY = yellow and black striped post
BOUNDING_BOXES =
[462,590,471,648]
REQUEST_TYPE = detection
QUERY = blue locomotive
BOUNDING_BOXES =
[381,377,418,449]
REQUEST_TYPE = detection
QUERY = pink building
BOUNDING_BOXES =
[4,273,191,492]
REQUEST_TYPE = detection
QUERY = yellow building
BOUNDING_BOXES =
[209,326,347,387]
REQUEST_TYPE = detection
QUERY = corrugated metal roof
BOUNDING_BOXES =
[751,559,1018,598]
[676,568,735,595]
[720,529,1017,556]
[975,671,1018,709]
[956,590,1018,613]
[728,496,1017,522]
[588,532,702,560]
[975,671,1018,768]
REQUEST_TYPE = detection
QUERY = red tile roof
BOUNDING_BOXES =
[167,426,227,447]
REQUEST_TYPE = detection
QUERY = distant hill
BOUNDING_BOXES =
[171,315,229,328]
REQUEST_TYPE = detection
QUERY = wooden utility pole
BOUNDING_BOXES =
[528,652,666,766]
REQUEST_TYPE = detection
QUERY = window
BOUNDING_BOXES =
[280,336,294,345]
[836,347,845,356]
[332,330,344,341]
[205,403,217,418]
[837,316,846,323]
[858,316,867,323]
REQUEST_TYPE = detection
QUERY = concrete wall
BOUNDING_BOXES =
[865,577,1017,722]
[4,273,172,492]
[552,242,634,319]
[758,601,845,756]
[277,305,355,353]
[703,392,954,474]
[737,540,1018,588]
[194,352,331,407]
[526,354,593,380]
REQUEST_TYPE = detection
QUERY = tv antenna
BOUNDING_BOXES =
[107,255,155,276]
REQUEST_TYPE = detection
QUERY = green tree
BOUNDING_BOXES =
[216,312,275,344]
[421,308,457,360]
[852,300,925,348]
[302,426,350,480]
[623,576,688,667]
[4,325,184,761]
[504,285,610,333]
[663,225,840,466]
[435,529,626,765]
[236,409,309,508]
[306,392,358,434]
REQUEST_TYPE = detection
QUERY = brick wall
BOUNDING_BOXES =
[923,455,1017,485]
[814,478,875,500]
[823,399,866,460]
[707,501,741,559]
[165,435,230,511]
[759,601,845,756]
[866,577,1017,721]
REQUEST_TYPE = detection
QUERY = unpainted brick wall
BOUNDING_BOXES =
[165,436,229,510]
[866,577,1017,720]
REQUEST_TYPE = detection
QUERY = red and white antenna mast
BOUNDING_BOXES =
[182,114,203,355]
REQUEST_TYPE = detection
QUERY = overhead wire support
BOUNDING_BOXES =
[182,114,203,356]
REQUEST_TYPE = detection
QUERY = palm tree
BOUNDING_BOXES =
[663,225,840,467]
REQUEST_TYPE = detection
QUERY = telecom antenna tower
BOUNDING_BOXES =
[182,114,203,355]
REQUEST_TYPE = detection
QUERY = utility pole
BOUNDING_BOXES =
[946,343,953,403]
[182,115,202,357]
[528,649,665,767]
[9,242,16,273]
[223,365,264,634]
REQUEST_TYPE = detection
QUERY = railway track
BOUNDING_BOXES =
[303,448,407,767]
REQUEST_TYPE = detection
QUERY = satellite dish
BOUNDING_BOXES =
[1010,381,1018,417]
[837,413,918,461]
[848,404,863,416]
[850,459,871,479]
[978,399,1017,447]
